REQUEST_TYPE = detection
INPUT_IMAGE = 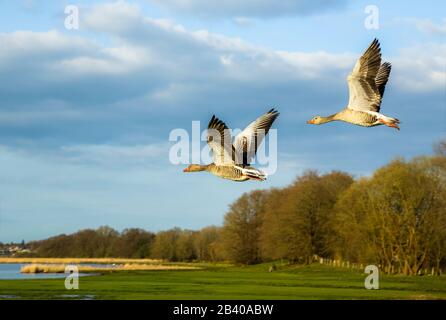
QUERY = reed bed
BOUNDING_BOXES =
[0,257,163,264]
[20,263,199,274]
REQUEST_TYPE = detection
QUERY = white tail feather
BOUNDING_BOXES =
[240,167,267,181]
[366,111,399,123]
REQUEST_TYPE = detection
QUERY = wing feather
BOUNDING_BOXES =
[233,109,279,166]
[207,115,235,165]
[347,38,383,112]
[375,62,392,98]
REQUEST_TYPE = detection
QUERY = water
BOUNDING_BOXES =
[0,264,99,280]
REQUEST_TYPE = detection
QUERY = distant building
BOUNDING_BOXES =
[0,249,9,256]
[0,245,33,256]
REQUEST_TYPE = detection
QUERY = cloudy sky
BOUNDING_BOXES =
[0,0,445,242]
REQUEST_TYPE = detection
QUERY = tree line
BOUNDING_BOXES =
[220,141,446,275]
[27,226,223,261]
[26,141,446,275]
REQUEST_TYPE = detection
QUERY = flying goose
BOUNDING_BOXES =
[183,109,279,181]
[307,39,399,130]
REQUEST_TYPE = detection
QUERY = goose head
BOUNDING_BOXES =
[183,164,207,172]
[307,116,323,125]
[307,115,334,125]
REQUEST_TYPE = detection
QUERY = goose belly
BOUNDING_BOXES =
[340,110,379,127]
[209,165,247,181]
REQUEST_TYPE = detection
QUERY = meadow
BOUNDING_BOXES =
[0,262,445,300]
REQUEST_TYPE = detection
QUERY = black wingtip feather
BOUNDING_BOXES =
[208,114,230,131]
[382,62,392,69]
[208,115,217,128]
[267,108,279,116]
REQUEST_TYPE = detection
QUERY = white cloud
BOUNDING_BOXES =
[392,43,446,92]
[276,51,355,79]
[149,0,348,18]
[60,143,169,166]
[0,101,82,125]
[54,45,150,75]
[83,1,142,33]
[0,1,444,142]
[79,2,445,92]
[415,18,446,34]
[397,17,446,35]
[0,30,93,67]
[233,17,255,27]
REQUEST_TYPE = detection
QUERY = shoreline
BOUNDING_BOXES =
[0,257,164,265]
[20,263,200,274]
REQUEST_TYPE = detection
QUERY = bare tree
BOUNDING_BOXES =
[194,226,222,261]
[434,139,446,156]
[261,171,353,263]
[151,228,182,261]
[221,190,269,264]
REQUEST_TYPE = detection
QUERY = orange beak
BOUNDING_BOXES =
[183,167,189,172]
[307,119,314,124]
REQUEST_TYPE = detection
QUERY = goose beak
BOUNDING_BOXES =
[306,119,314,124]
[183,167,189,172]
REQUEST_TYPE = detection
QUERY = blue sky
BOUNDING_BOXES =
[0,0,445,242]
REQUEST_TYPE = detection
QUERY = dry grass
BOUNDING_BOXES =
[0,257,163,264]
[20,263,199,274]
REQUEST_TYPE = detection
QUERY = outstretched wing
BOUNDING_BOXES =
[207,115,235,165]
[233,108,279,166]
[347,38,383,112]
[375,62,391,98]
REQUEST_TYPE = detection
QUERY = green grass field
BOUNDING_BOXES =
[0,263,445,300]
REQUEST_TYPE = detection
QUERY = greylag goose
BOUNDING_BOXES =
[183,109,279,181]
[307,39,399,130]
